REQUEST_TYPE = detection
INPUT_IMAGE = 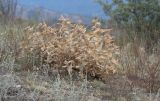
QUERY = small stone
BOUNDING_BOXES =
[16,85,21,88]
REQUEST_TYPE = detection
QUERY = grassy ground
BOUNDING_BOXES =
[1,65,160,101]
[0,20,160,101]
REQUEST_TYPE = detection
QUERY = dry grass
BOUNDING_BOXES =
[120,41,160,92]
[0,17,160,101]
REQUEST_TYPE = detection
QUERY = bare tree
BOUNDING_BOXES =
[0,0,17,21]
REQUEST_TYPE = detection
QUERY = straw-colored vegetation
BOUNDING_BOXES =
[0,0,160,100]
[20,17,119,81]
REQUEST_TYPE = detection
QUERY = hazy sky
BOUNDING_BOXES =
[18,0,106,18]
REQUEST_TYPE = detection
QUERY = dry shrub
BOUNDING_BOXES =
[20,17,119,80]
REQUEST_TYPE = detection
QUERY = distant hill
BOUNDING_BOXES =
[17,0,106,18]
[17,5,95,25]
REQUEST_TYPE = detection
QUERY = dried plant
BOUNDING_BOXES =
[120,42,160,92]
[20,17,119,80]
